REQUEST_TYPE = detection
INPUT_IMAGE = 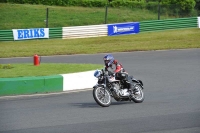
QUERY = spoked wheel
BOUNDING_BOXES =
[131,84,144,103]
[93,87,111,107]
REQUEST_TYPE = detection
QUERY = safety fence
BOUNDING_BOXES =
[49,27,62,39]
[140,17,198,32]
[0,30,13,41]
[0,17,199,41]
[62,24,107,39]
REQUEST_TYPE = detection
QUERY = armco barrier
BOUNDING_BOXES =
[0,30,13,41]
[0,75,63,96]
[0,17,199,41]
[62,24,107,39]
[49,27,62,39]
[140,17,197,32]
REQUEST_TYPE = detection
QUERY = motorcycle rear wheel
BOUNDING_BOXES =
[93,87,111,107]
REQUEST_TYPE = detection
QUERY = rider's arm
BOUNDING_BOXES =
[114,64,122,73]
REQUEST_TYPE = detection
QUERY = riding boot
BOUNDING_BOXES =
[126,79,132,89]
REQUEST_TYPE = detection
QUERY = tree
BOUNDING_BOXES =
[161,0,196,14]
[195,0,200,15]
[195,0,200,9]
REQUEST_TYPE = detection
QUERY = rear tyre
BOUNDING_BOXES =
[93,86,111,107]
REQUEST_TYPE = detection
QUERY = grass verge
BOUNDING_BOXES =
[1,28,200,58]
[0,63,103,78]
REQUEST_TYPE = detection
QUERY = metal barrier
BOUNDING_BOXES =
[62,24,107,39]
[49,27,62,39]
[0,30,13,41]
[140,17,197,32]
[0,17,199,41]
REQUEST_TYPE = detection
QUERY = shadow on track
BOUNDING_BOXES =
[70,100,135,108]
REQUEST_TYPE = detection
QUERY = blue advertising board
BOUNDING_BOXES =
[108,22,139,36]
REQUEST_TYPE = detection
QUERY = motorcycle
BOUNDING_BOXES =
[93,69,144,107]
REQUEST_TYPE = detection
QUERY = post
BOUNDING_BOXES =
[46,8,49,28]
[158,0,161,20]
[105,0,112,24]
[105,5,108,24]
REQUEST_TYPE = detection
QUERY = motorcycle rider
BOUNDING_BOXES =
[103,54,124,74]
[103,54,136,93]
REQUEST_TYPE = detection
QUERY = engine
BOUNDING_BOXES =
[110,83,121,101]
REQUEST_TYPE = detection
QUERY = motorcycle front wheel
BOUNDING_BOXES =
[93,87,111,107]
[131,84,144,103]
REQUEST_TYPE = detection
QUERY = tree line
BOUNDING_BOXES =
[1,0,199,15]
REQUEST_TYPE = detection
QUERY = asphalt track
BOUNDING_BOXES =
[0,49,200,133]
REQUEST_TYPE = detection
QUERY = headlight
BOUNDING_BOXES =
[94,70,101,78]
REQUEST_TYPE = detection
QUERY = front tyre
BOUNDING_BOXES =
[131,84,144,103]
[93,87,111,107]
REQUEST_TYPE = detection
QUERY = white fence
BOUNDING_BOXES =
[62,24,107,39]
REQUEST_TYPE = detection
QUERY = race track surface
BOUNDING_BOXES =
[0,49,200,133]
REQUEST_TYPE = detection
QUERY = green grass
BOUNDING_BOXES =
[1,28,200,58]
[0,63,103,78]
[0,3,174,30]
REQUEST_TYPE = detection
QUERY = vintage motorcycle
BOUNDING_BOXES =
[93,69,144,107]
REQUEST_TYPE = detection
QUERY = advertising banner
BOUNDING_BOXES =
[198,17,200,28]
[12,28,49,40]
[107,22,139,36]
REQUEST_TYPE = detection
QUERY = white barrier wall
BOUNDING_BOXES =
[198,17,200,28]
[62,24,107,39]
[61,70,98,91]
